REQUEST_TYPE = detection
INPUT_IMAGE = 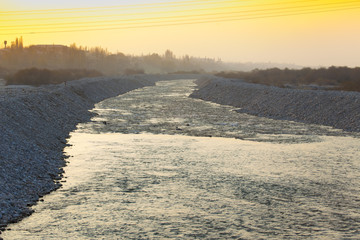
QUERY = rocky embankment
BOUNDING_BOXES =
[0,75,159,234]
[190,76,360,132]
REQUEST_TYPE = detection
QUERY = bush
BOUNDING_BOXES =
[0,66,13,79]
[216,67,360,92]
[338,81,360,92]
[5,68,103,86]
[124,68,145,75]
[170,70,203,74]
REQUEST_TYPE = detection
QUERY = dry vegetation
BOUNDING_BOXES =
[216,67,360,92]
[0,37,225,78]
[0,66,12,79]
[0,37,229,86]
[5,68,102,86]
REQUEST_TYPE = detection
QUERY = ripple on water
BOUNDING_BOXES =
[3,80,360,239]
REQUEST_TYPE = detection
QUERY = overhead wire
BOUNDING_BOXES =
[1,4,247,22]
[0,0,336,15]
[2,2,360,31]
[1,0,359,35]
[2,0,358,23]
[2,5,360,35]
[0,0,245,15]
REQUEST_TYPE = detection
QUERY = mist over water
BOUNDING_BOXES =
[3,80,360,239]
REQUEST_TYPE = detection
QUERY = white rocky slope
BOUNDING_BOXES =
[3,73,358,236]
[0,76,157,234]
[190,76,360,132]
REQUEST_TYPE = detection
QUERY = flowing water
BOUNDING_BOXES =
[3,79,360,239]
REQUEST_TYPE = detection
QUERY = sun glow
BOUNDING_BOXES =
[1,0,359,66]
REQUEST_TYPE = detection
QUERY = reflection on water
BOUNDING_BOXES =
[78,80,350,143]
[3,80,360,239]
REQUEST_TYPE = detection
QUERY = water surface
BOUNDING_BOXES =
[3,80,360,239]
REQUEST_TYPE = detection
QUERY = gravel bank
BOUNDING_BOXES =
[190,76,360,132]
[0,75,161,234]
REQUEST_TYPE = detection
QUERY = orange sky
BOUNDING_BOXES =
[1,0,360,67]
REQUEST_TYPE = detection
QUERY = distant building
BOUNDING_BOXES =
[0,48,10,53]
[28,44,68,53]
[0,48,10,60]
[27,44,69,57]
[29,44,68,50]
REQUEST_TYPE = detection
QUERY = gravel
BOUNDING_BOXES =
[190,76,360,132]
[4,73,356,237]
[0,73,202,236]
[0,75,159,234]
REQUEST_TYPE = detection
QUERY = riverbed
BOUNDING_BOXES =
[3,79,360,239]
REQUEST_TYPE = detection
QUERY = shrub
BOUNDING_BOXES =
[216,67,360,92]
[338,80,360,92]
[5,68,102,86]
[124,68,145,75]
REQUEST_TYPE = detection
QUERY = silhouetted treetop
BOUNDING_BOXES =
[216,67,360,92]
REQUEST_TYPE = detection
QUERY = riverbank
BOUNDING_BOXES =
[3,78,360,239]
[190,76,360,132]
[0,75,166,234]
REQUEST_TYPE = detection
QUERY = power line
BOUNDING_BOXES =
[1,4,246,22]
[1,0,359,30]
[0,0,338,15]
[1,4,359,35]
[0,0,241,14]
[2,0,358,23]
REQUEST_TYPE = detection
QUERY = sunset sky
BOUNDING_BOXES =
[1,0,359,67]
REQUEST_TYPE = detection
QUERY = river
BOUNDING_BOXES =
[3,79,360,239]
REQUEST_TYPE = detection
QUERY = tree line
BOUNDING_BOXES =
[216,67,360,92]
[0,37,225,82]
[5,68,102,86]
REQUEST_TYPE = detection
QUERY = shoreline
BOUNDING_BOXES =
[0,75,161,235]
[190,76,360,133]
[0,74,201,236]
[2,73,359,237]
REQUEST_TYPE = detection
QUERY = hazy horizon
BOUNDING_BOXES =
[1,0,360,67]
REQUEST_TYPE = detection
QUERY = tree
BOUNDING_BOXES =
[3,40,7,48]
[19,36,23,49]
[164,49,174,60]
